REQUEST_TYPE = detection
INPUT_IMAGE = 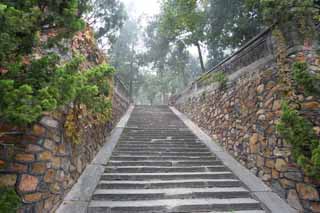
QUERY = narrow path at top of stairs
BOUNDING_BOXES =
[87,105,266,213]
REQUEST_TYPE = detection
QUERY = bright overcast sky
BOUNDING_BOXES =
[119,0,207,60]
[120,0,160,18]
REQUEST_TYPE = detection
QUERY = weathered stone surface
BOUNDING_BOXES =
[26,144,43,153]
[250,133,259,153]
[38,151,53,161]
[302,101,320,110]
[44,169,56,183]
[311,202,320,212]
[15,153,35,162]
[32,124,46,136]
[40,116,59,128]
[297,183,319,201]
[50,183,61,194]
[287,190,303,211]
[257,84,265,94]
[280,178,295,189]
[44,139,56,150]
[0,174,17,187]
[19,174,39,192]
[275,159,288,172]
[32,163,47,174]
[23,193,43,203]
[52,157,61,169]
[284,171,303,182]
[9,163,28,173]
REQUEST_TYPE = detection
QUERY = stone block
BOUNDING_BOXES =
[9,163,28,173]
[302,101,320,110]
[26,144,43,153]
[40,116,59,128]
[275,158,288,172]
[0,174,17,187]
[44,139,56,151]
[19,174,39,192]
[287,190,303,211]
[38,151,53,161]
[32,162,47,174]
[23,193,43,203]
[32,124,46,136]
[44,169,56,183]
[297,183,319,201]
[15,153,35,162]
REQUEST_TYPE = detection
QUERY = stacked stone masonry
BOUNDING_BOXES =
[0,27,131,212]
[0,81,130,212]
[173,31,320,212]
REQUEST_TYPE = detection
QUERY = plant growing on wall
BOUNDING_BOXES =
[277,102,320,179]
[199,71,228,90]
[0,55,114,125]
[0,1,115,126]
[0,188,21,213]
[292,62,320,96]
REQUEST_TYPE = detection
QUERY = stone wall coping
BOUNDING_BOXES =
[170,106,298,213]
[56,105,135,213]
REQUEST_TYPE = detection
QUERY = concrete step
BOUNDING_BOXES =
[107,160,221,167]
[114,148,210,152]
[100,172,235,181]
[115,144,208,149]
[109,156,219,161]
[97,179,242,189]
[112,151,213,157]
[104,166,229,173]
[87,106,265,213]
[117,141,203,146]
[91,187,251,201]
[88,198,262,213]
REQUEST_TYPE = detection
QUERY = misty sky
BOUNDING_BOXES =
[119,0,207,61]
[120,0,160,18]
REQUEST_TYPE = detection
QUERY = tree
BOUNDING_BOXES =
[205,0,263,67]
[159,0,207,73]
[83,0,127,46]
[109,18,141,99]
[0,0,85,68]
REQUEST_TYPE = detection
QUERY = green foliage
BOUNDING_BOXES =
[0,1,85,68]
[245,0,318,38]
[212,71,228,89]
[206,0,262,67]
[159,0,206,72]
[0,3,39,66]
[199,71,228,90]
[292,62,320,95]
[0,188,21,213]
[277,102,320,179]
[0,54,114,125]
[83,0,127,44]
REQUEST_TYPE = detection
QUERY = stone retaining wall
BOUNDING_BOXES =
[0,80,130,212]
[172,30,320,212]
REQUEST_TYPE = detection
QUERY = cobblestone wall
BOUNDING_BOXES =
[0,81,130,212]
[0,27,131,212]
[173,32,320,212]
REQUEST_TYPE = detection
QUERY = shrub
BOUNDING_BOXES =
[292,62,320,95]
[0,55,114,125]
[212,71,228,90]
[277,102,320,179]
[0,188,21,213]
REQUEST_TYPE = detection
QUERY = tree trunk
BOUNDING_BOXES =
[196,41,205,73]
[129,44,134,99]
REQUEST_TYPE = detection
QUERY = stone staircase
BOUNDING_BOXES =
[87,106,266,213]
